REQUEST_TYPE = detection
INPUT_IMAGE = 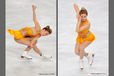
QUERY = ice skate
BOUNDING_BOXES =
[80,59,84,70]
[86,53,94,66]
[42,54,52,59]
[21,51,32,59]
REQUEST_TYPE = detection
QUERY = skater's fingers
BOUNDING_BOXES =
[32,5,37,9]
[74,3,78,7]
[32,5,34,8]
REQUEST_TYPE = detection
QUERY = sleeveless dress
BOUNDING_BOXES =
[76,20,95,44]
[7,27,41,40]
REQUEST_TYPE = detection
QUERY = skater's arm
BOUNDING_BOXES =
[32,5,41,31]
[74,3,80,19]
[79,23,90,32]
[76,22,90,32]
[76,17,81,32]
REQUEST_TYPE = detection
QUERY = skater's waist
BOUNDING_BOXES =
[19,27,33,36]
[78,30,90,38]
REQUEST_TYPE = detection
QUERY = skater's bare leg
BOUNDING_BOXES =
[24,46,32,52]
[33,45,42,56]
[79,41,91,59]
[75,42,80,56]
[14,38,31,46]
[32,40,42,56]
[75,42,89,57]
[14,38,33,58]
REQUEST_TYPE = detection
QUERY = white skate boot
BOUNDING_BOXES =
[42,54,52,59]
[86,53,94,66]
[80,59,84,70]
[21,51,32,59]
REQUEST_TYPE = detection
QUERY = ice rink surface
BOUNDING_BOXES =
[58,0,108,76]
[6,0,56,76]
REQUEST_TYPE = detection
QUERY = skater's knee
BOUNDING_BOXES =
[28,46,32,49]
[75,50,80,55]
[79,47,84,51]
[76,52,80,56]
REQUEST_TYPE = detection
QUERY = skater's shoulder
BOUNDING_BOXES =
[82,19,90,26]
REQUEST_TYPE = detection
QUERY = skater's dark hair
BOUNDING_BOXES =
[79,8,88,16]
[43,25,52,34]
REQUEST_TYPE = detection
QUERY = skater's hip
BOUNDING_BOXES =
[76,32,95,44]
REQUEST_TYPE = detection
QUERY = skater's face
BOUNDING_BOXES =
[41,30,49,36]
[80,14,87,22]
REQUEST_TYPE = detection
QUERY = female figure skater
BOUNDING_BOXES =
[7,5,52,59]
[74,3,95,70]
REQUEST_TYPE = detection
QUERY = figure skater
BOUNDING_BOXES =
[7,5,52,59]
[74,3,95,70]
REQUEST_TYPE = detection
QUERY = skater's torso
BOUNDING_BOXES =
[78,19,90,38]
[19,26,41,38]
[76,19,95,44]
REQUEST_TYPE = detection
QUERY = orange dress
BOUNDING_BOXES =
[76,20,95,44]
[7,27,41,40]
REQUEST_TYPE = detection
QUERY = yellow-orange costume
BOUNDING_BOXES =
[76,20,95,44]
[7,27,41,40]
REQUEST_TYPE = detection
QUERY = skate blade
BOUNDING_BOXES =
[80,68,84,70]
[21,56,32,60]
[90,54,95,66]
[50,56,52,59]
[43,56,52,59]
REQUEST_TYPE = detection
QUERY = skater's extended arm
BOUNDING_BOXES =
[32,5,41,31]
[74,3,80,19]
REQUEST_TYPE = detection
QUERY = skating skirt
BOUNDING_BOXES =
[76,32,95,44]
[7,29,26,40]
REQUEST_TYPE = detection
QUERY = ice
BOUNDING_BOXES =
[6,0,56,76]
[58,0,108,76]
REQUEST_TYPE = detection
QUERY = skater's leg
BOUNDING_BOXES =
[79,41,91,59]
[14,38,31,46]
[79,41,91,69]
[24,46,32,52]
[14,38,33,59]
[75,42,80,56]
[83,51,89,57]
[33,45,42,56]
[32,40,52,58]
[32,40,42,56]
[21,46,32,59]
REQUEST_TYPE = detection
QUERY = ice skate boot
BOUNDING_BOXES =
[42,54,52,59]
[86,53,94,66]
[21,51,32,59]
[80,59,84,70]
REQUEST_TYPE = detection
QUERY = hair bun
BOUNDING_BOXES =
[46,25,50,29]
[42,25,52,34]
[81,7,86,10]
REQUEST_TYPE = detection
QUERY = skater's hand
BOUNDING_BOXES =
[32,5,37,10]
[74,3,78,8]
